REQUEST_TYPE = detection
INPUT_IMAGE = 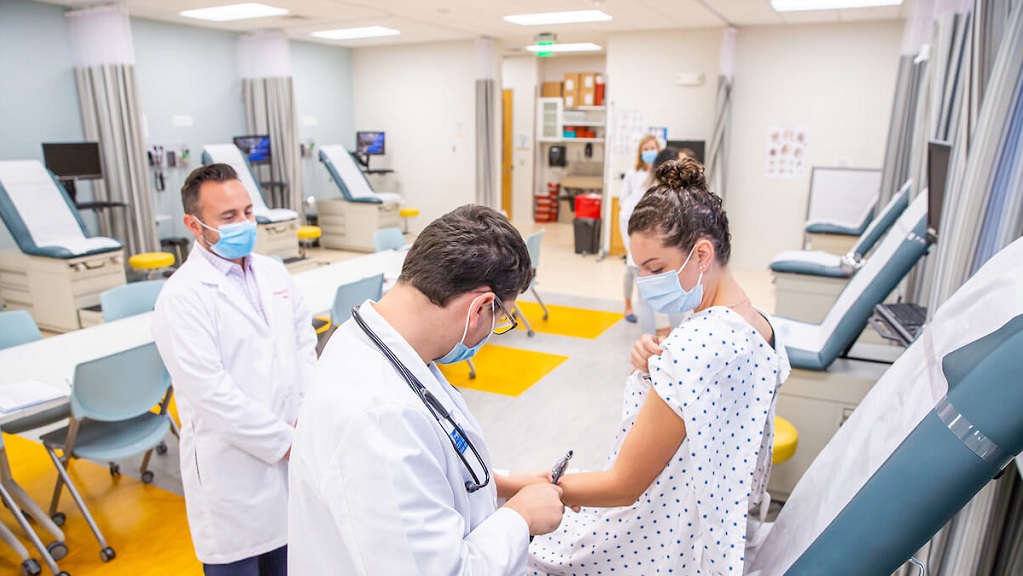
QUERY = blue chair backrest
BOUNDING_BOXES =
[374,228,405,252]
[851,180,912,258]
[70,343,170,422]
[526,230,544,270]
[0,310,43,349]
[100,280,166,322]
[332,274,384,325]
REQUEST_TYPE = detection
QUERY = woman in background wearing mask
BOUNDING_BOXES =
[529,159,790,575]
[618,135,660,323]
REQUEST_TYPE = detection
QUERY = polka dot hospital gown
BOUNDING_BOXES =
[530,307,791,575]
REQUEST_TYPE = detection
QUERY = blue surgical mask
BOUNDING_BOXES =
[641,150,658,165]
[437,296,495,365]
[636,245,704,315]
[195,217,257,260]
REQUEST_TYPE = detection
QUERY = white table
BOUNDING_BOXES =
[0,248,406,572]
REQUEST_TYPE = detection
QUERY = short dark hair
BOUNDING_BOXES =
[181,163,239,216]
[399,205,532,307]
[628,158,731,265]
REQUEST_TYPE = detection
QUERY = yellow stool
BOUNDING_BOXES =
[129,252,175,280]
[297,225,322,259]
[772,416,799,464]
[399,207,420,234]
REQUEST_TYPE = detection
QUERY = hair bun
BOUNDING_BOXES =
[655,158,707,191]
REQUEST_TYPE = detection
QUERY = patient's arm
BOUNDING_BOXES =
[496,470,554,499]
[557,388,686,508]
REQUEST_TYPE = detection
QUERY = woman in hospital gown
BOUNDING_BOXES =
[530,158,791,575]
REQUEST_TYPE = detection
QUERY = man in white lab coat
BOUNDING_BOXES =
[153,164,317,576]
[288,205,565,575]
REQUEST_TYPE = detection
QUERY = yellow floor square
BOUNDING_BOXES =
[438,345,567,397]
[513,301,622,339]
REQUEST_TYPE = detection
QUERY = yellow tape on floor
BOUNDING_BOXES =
[0,434,201,575]
[438,344,567,397]
[513,301,623,340]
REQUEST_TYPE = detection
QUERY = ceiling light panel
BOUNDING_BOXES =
[311,26,401,40]
[179,3,288,22]
[524,42,603,53]
[504,10,612,26]
[771,0,902,11]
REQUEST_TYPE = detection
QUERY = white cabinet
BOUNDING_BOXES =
[535,98,606,143]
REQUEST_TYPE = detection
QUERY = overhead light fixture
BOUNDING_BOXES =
[504,10,612,26]
[311,26,401,40]
[771,0,901,11]
[179,2,288,22]
[525,42,603,53]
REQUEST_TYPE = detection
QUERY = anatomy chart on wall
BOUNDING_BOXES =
[613,110,646,156]
[765,125,808,179]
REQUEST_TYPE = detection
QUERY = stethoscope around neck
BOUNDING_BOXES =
[351,306,491,493]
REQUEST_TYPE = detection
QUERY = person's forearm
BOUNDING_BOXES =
[558,469,643,509]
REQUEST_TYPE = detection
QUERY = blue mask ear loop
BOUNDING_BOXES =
[191,215,220,251]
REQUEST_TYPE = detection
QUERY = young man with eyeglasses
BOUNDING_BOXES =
[288,205,565,574]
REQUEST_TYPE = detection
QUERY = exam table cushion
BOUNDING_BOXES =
[318,145,402,205]
[201,145,298,224]
[0,161,122,258]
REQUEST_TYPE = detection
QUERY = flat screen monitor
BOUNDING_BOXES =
[666,140,706,164]
[927,140,951,239]
[233,135,271,164]
[356,131,386,155]
[42,142,103,180]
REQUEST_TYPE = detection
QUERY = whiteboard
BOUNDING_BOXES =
[806,167,882,229]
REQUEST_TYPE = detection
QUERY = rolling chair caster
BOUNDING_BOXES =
[156,441,168,455]
[20,558,41,576]
[141,471,155,484]
[100,546,116,562]
[46,541,68,561]
[51,512,65,527]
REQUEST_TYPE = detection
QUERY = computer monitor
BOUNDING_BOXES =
[356,131,386,156]
[666,140,706,164]
[42,142,103,180]
[927,140,951,241]
[233,135,271,164]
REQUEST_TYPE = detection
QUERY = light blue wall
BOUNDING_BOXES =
[0,0,85,249]
[291,40,356,209]
[0,0,83,160]
[131,17,248,239]
[0,0,355,246]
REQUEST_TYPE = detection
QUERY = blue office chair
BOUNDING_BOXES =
[99,280,166,322]
[373,227,406,252]
[99,279,178,458]
[511,230,549,337]
[40,342,173,562]
[332,274,384,325]
[0,310,43,349]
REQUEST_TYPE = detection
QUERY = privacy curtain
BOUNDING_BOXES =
[66,5,159,256]
[238,32,303,218]
[706,28,735,201]
[475,38,499,210]
[903,2,1023,575]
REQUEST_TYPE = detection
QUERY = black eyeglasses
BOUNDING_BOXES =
[492,296,518,335]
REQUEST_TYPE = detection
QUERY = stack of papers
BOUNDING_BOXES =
[0,380,67,414]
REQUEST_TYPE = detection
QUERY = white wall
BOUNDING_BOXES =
[727,21,903,268]
[540,55,606,83]
[502,56,538,223]
[605,29,722,195]
[352,41,478,232]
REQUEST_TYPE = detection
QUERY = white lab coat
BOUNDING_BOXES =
[153,245,317,565]
[288,301,529,575]
[618,168,650,267]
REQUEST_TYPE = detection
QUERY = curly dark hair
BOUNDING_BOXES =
[399,205,533,306]
[627,158,731,264]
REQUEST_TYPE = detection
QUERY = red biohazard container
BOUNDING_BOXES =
[574,193,602,219]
